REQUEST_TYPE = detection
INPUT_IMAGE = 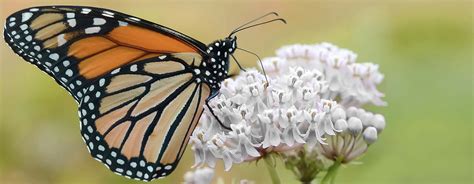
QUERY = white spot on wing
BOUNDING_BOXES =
[49,53,59,61]
[117,159,124,165]
[25,35,32,41]
[93,18,106,25]
[20,24,28,30]
[67,19,76,27]
[102,11,114,18]
[118,21,128,26]
[84,96,90,103]
[21,12,33,22]
[129,17,140,21]
[111,68,120,74]
[88,103,95,110]
[65,69,73,77]
[130,64,137,72]
[81,8,91,14]
[99,78,105,86]
[85,27,100,34]
[66,13,75,18]
[63,60,70,66]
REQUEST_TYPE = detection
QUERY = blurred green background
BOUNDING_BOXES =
[0,0,472,184]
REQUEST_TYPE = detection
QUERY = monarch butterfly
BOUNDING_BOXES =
[3,6,285,181]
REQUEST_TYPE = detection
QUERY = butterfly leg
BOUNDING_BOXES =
[225,74,236,79]
[205,98,232,130]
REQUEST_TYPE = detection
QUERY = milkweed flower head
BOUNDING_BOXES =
[267,42,386,107]
[190,42,387,173]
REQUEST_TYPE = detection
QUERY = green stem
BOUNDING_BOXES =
[321,158,342,184]
[264,154,281,184]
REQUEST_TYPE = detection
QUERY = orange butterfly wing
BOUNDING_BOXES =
[4,6,207,101]
[4,6,212,181]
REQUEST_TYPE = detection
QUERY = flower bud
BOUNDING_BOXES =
[331,107,346,122]
[347,117,363,135]
[363,127,378,144]
[356,108,366,118]
[360,112,374,127]
[334,119,348,132]
[346,106,358,117]
[372,114,386,133]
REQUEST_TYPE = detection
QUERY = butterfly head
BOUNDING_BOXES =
[206,36,237,56]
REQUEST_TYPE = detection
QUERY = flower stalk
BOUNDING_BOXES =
[283,149,323,184]
[321,158,343,184]
[264,154,281,184]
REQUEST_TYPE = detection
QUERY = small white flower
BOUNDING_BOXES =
[266,42,386,107]
[347,117,363,135]
[229,122,261,159]
[363,127,378,144]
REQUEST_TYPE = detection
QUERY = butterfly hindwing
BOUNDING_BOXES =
[4,6,207,102]
[79,54,210,181]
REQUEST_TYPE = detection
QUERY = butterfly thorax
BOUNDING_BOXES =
[198,36,237,91]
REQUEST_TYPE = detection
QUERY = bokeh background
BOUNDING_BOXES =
[0,0,472,184]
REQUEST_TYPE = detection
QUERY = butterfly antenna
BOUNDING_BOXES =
[230,18,286,36]
[231,54,247,72]
[229,12,279,37]
[236,47,270,86]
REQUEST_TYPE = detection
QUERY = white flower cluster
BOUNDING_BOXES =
[265,43,386,107]
[190,42,386,170]
[316,106,386,163]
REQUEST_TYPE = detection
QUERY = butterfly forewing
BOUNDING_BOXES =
[79,54,209,180]
[4,6,206,102]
